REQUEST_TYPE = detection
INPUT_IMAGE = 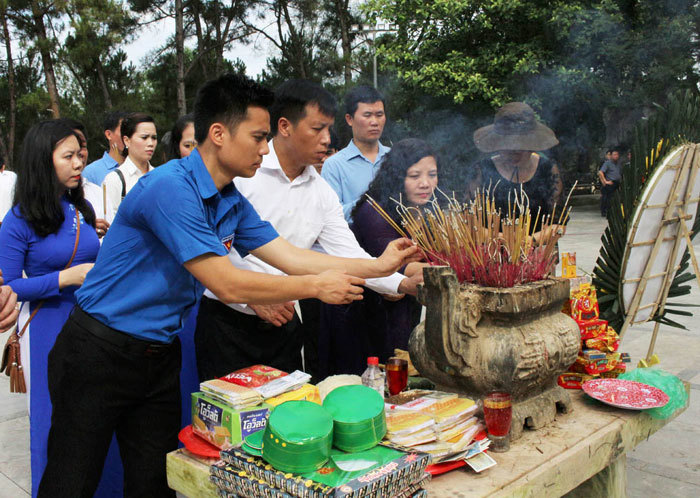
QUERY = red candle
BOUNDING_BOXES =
[483,392,512,437]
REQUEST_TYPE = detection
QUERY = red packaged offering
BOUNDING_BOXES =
[577,318,608,340]
[570,355,610,375]
[219,365,287,388]
[585,326,619,352]
[558,372,595,390]
[570,286,600,321]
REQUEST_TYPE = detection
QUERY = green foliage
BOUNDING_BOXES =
[1,0,699,176]
[257,0,349,87]
[0,53,52,160]
[593,91,700,331]
[143,47,246,134]
[364,0,700,182]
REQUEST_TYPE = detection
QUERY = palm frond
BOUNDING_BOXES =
[592,90,700,332]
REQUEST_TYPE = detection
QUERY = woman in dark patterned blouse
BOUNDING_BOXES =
[318,138,436,377]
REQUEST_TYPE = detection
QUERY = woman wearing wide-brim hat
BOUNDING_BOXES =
[469,102,563,236]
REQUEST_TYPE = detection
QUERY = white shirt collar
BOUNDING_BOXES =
[121,156,152,177]
[261,139,318,186]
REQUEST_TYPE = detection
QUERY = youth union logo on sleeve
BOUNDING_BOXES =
[221,234,234,252]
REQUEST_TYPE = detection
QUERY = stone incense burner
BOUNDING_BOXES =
[409,266,580,440]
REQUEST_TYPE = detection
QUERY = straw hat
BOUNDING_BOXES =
[473,102,559,152]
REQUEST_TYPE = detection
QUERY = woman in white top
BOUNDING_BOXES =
[103,112,157,222]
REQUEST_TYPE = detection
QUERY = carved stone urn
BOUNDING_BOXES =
[409,266,580,440]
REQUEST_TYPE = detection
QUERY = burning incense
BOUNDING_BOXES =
[102,183,108,218]
[368,187,574,288]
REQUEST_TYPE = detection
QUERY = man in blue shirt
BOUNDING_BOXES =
[38,74,417,498]
[82,111,127,185]
[598,147,623,217]
[322,85,390,221]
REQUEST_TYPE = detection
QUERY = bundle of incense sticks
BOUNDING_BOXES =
[367,184,575,288]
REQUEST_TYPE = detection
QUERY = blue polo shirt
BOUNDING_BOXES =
[321,140,390,221]
[76,149,278,343]
[83,151,119,185]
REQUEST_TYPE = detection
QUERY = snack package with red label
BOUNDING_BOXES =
[585,326,619,352]
[570,286,600,321]
[577,318,608,340]
[570,354,610,375]
[219,365,288,388]
[558,372,596,389]
[600,363,627,378]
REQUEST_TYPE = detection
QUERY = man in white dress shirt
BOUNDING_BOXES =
[195,80,422,380]
[0,163,17,225]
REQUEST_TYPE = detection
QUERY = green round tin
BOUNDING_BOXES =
[261,400,333,473]
[323,385,387,452]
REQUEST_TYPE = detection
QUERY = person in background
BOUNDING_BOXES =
[469,102,563,238]
[319,138,435,377]
[161,112,199,430]
[599,146,623,217]
[195,79,420,382]
[102,112,156,222]
[57,118,111,238]
[0,162,17,225]
[313,126,340,175]
[82,111,127,185]
[0,120,123,497]
[166,113,197,160]
[322,85,390,221]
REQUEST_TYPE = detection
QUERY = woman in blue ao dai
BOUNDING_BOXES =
[0,120,122,496]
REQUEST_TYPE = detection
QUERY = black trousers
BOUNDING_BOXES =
[38,307,180,498]
[299,298,321,382]
[195,296,304,382]
[600,181,620,216]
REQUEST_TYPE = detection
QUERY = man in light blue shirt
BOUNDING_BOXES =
[82,111,127,185]
[322,85,390,221]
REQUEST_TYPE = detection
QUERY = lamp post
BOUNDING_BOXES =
[350,22,397,88]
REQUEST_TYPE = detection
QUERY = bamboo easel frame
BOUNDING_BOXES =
[619,144,700,363]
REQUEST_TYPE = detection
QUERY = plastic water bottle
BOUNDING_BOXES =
[361,356,385,398]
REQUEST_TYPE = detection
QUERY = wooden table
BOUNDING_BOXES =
[167,390,688,497]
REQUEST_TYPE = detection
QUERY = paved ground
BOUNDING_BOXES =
[0,198,698,497]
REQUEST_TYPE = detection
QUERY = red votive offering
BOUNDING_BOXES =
[483,392,512,452]
[386,358,408,396]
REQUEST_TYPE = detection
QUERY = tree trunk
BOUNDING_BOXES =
[30,1,60,117]
[190,0,209,79]
[95,59,113,109]
[280,0,306,78]
[213,1,222,75]
[216,0,236,77]
[335,0,352,87]
[0,126,8,170]
[1,8,16,168]
[175,0,186,115]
